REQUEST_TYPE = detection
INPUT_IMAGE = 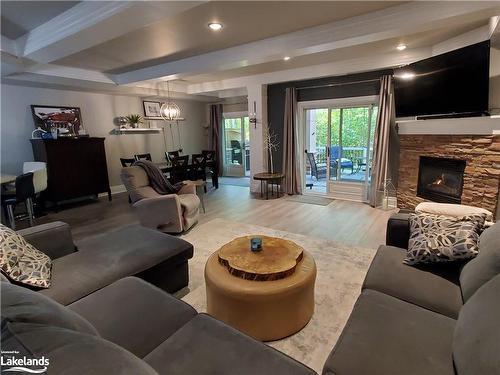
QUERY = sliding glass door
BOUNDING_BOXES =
[222,114,250,177]
[304,101,377,200]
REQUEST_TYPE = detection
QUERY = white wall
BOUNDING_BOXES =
[0,84,208,187]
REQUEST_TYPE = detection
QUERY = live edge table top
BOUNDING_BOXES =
[217,235,304,281]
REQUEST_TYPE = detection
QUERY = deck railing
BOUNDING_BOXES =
[314,146,367,164]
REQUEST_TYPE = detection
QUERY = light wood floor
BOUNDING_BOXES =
[31,185,396,248]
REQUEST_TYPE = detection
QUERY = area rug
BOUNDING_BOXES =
[180,218,376,373]
[286,194,333,206]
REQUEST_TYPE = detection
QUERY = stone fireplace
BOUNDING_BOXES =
[416,156,466,204]
[397,134,500,218]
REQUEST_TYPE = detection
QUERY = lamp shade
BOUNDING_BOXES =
[160,102,181,121]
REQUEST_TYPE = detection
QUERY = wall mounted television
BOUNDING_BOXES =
[394,40,490,119]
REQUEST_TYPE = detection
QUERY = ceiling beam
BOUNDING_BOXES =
[16,1,204,64]
[187,48,432,95]
[1,35,18,56]
[113,1,500,84]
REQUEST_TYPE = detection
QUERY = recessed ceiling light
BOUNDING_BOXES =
[208,22,223,31]
[396,44,407,51]
[283,56,291,61]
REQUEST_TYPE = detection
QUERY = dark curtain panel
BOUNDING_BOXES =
[209,104,223,176]
[282,87,302,195]
[369,75,395,206]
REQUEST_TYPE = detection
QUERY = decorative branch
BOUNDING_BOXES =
[263,123,279,173]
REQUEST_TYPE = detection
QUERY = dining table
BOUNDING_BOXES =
[156,160,219,189]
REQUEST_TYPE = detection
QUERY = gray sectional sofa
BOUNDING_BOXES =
[16,221,193,305]
[2,215,499,374]
[1,277,316,375]
[323,213,500,375]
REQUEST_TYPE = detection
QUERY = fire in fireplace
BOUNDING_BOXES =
[417,156,466,204]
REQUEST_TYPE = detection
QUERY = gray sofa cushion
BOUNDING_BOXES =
[144,313,316,375]
[39,225,193,305]
[363,245,463,318]
[323,289,456,375]
[2,322,158,375]
[1,282,97,336]
[459,222,500,302]
[453,274,500,375]
[69,277,197,359]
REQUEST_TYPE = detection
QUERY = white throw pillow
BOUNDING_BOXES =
[415,202,493,223]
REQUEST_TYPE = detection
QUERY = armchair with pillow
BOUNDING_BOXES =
[121,166,200,233]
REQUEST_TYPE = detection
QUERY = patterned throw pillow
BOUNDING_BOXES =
[0,224,52,288]
[405,213,486,265]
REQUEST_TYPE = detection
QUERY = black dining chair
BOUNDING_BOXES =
[134,153,152,162]
[191,154,207,183]
[201,150,218,189]
[170,155,190,184]
[202,150,215,162]
[3,173,35,229]
[120,158,136,167]
[165,151,180,163]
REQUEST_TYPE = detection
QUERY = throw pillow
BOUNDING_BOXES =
[0,224,52,288]
[404,213,486,265]
[415,202,494,226]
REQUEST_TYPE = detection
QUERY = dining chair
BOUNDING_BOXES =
[22,162,48,216]
[201,150,218,189]
[202,150,216,162]
[134,153,152,162]
[3,172,35,229]
[171,155,190,184]
[120,158,136,167]
[191,154,207,190]
[165,151,180,163]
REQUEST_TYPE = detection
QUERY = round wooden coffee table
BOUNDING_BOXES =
[205,235,316,341]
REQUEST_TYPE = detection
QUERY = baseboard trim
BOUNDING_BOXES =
[98,184,127,198]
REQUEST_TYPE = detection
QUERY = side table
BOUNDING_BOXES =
[253,173,285,200]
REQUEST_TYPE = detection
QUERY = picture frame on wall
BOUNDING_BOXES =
[143,101,162,119]
[31,105,83,133]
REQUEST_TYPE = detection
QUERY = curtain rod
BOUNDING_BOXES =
[295,78,381,91]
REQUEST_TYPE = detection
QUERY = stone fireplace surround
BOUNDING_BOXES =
[397,133,500,219]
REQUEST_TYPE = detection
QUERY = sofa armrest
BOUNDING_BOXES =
[134,195,182,231]
[179,182,196,195]
[18,221,77,260]
[386,213,411,249]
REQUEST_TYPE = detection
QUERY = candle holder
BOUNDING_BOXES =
[250,237,262,252]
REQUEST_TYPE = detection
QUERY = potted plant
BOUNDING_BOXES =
[125,114,143,128]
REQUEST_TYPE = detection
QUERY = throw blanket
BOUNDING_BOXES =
[134,160,184,194]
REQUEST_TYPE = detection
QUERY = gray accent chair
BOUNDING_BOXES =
[121,166,200,233]
[1,277,316,375]
[16,221,193,305]
[323,214,500,375]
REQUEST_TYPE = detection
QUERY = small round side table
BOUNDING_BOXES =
[253,172,285,199]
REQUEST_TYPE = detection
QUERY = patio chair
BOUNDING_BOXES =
[306,152,326,180]
[330,147,354,175]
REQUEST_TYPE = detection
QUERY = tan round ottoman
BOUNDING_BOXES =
[204,236,316,341]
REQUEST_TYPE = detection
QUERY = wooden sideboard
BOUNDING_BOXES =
[31,137,111,207]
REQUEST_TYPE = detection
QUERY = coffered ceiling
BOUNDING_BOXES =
[1,1,499,99]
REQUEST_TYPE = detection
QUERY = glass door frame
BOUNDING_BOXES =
[222,111,249,177]
[298,95,379,198]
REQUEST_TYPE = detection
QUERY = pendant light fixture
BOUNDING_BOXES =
[160,81,181,121]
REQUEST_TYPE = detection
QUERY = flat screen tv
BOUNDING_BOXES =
[394,40,490,118]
